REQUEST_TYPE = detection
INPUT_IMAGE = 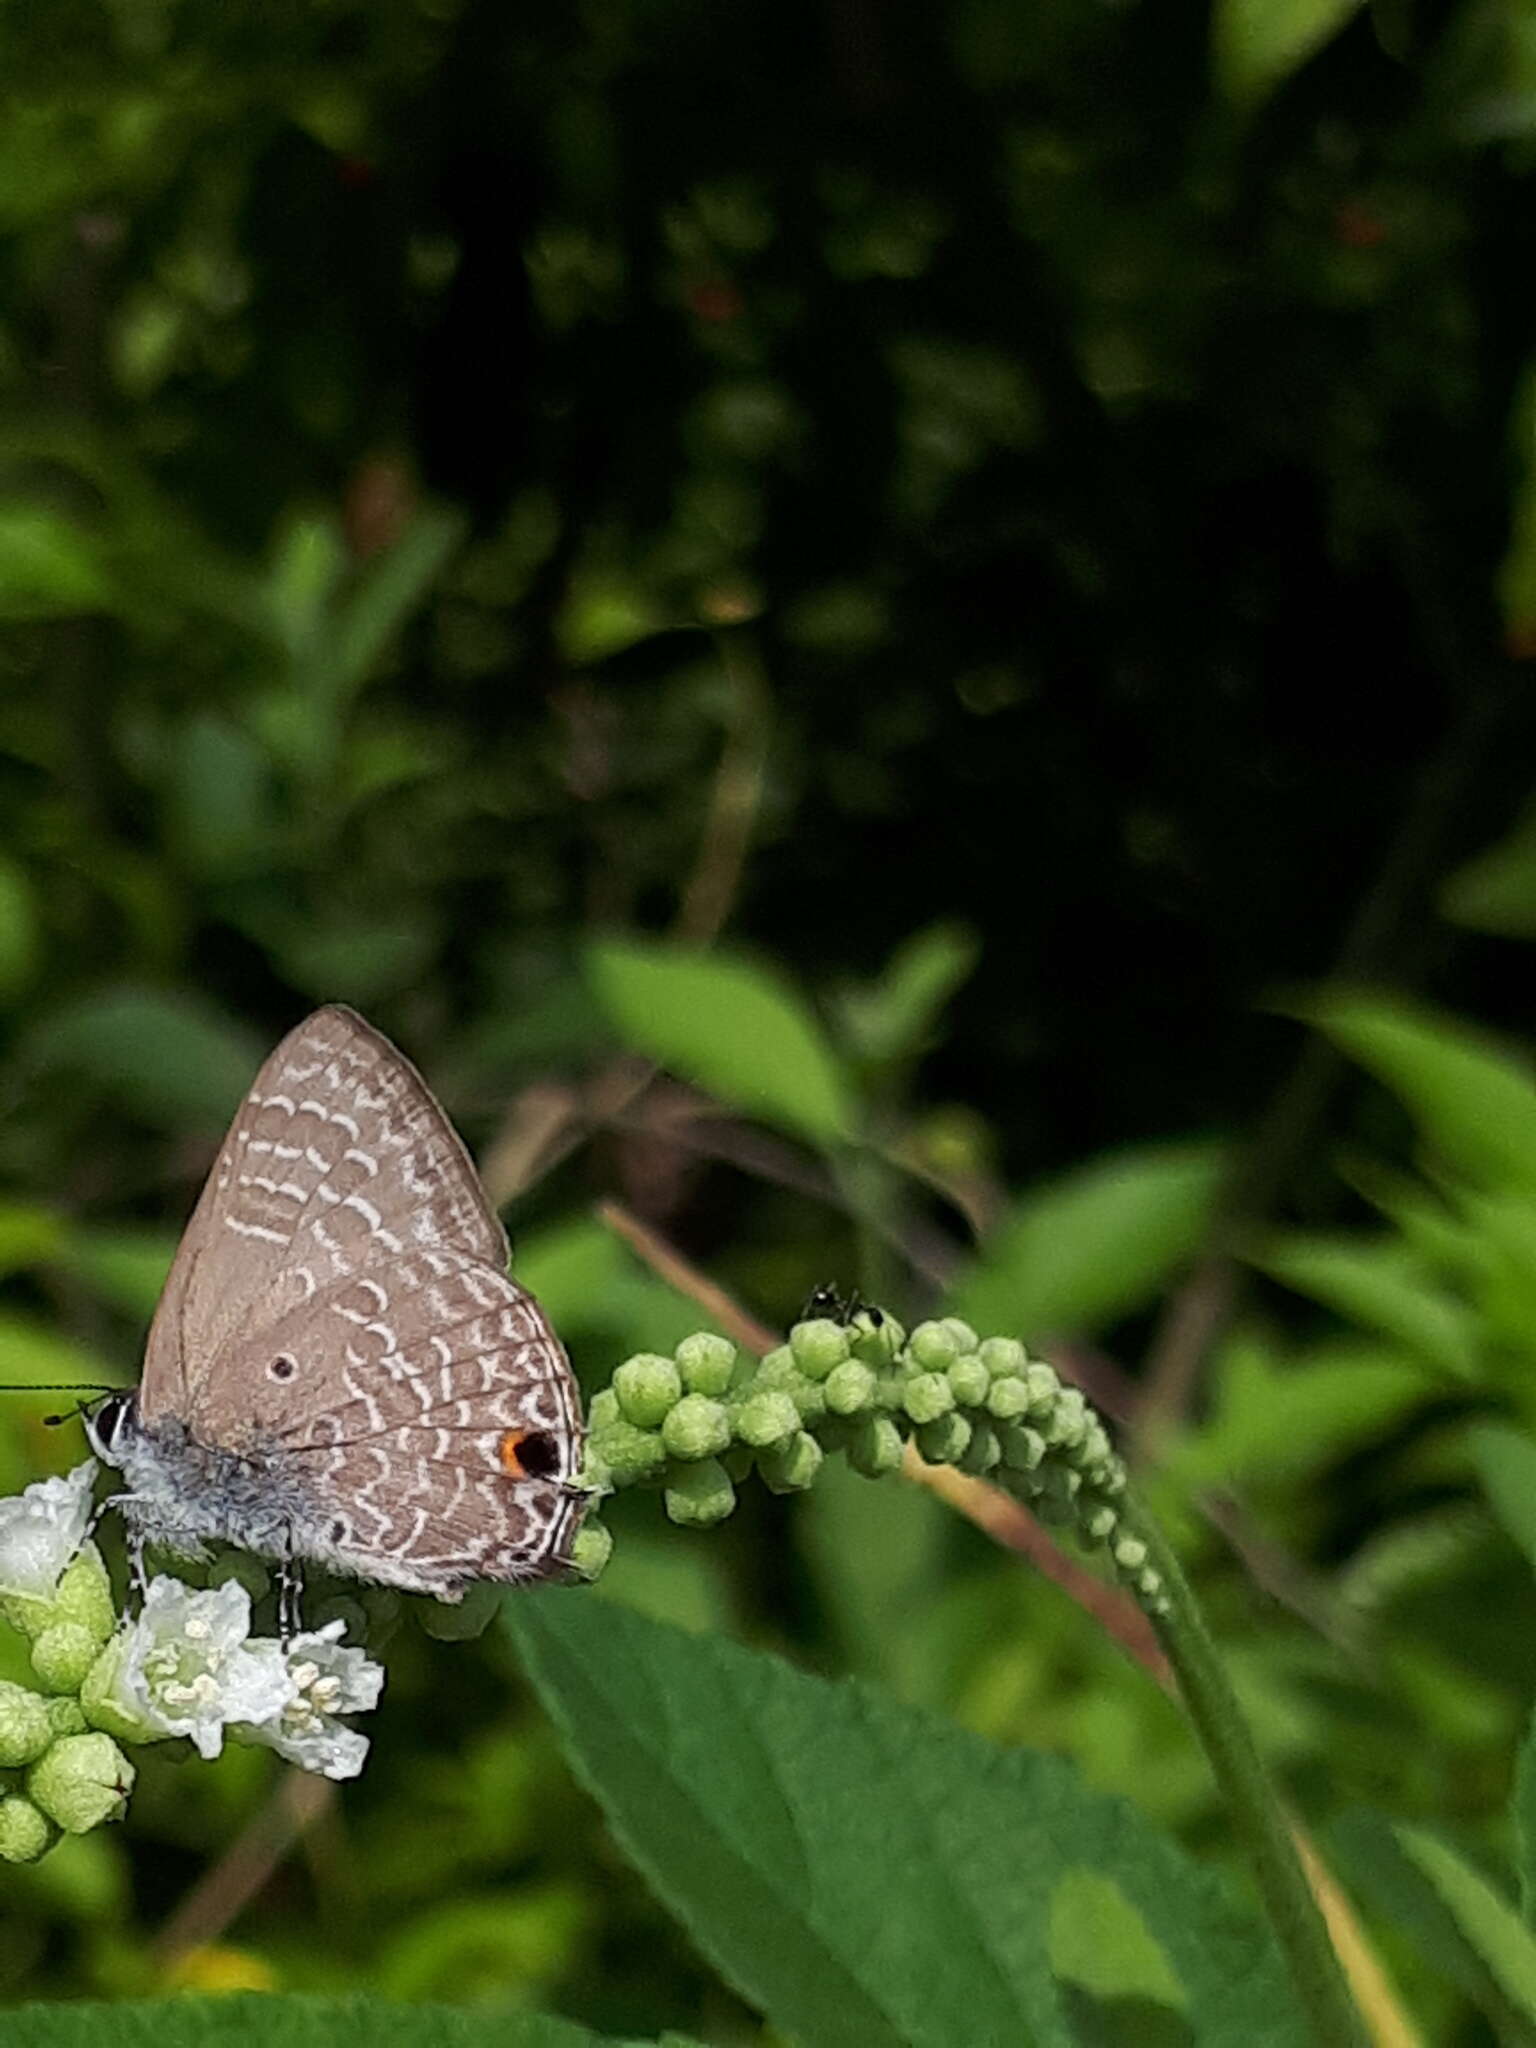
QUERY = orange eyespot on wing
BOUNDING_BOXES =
[497,1428,561,1480]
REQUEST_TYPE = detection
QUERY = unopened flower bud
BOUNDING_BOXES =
[0,1680,54,1767]
[614,1354,683,1428]
[908,1321,960,1371]
[848,1309,904,1367]
[1023,1362,1061,1414]
[824,1361,878,1416]
[31,1622,102,1695]
[847,1414,905,1478]
[985,1376,1031,1422]
[939,1317,979,1355]
[946,1355,990,1408]
[790,1319,850,1379]
[664,1458,736,1528]
[51,1547,115,1645]
[758,1431,824,1493]
[28,1732,134,1833]
[903,1373,954,1425]
[733,1391,800,1450]
[998,1423,1045,1473]
[569,1521,613,1581]
[0,1795,52,1863]
[956,1419,1002,1475]
[979,1336,1027,1380]
[600,1421,669,1484]
[45,1697,87,1740]
[661,1395,732,1462]
[917,1413,972,1465]
[675,1332,738,1397]
[587,1387,621,1432]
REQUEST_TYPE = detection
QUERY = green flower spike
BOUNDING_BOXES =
[27,1731,135,1834]
[0,1795,53,1864]
[0,1679,54,1767]
[614,1354,683,1428]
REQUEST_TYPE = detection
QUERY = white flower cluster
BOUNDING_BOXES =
[0,1464,383,1782]
[0,1461,97,1609]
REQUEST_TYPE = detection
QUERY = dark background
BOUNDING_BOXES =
[5,0,1536,2033]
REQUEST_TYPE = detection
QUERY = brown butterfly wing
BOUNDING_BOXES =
[202,1250,585,1591]
[141,1006,507,1430]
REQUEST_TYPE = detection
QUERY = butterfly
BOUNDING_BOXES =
[84,1005,586,1604]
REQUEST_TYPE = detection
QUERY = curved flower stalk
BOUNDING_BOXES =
[571,1306,1368,2048]
[0,1466,385,1863]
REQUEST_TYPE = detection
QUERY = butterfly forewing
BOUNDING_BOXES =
[141,1006,507,1427]
[132,1005,584,1593]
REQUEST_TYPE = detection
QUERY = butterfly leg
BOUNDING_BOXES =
[276,1542,305,1647]
[81,1491,150,1606]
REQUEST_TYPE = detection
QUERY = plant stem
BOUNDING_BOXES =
[1121,1489,1370,2048]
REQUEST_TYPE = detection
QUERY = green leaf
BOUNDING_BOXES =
[24,987,262,1130]
[1308,994,1536,1198]
[837,921,979,1067]
[1469,1425,1536,1575]
[1441,799,1536,939]
[1212,0,1365,110]
[1173,1334,1432,1492]
[1396,1827,1536,2028]
[1332,1813,1536,2039]
[1517,1705,1536,1929]
[0,1201,65,1279]
[0,851,41,1002]
[587,940,853,1145]
[4,1995,680,2048]
[509,1589,1305,2048]
[950,1142,1224,1341]
[326,505,466,703]
[1252,1232,1477,1379]
[166,715,274,879]
[0,503,111,618]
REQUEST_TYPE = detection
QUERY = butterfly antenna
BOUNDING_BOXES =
[0,1382,119,1427]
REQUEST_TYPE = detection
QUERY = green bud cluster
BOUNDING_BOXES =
[578,1309,1168,1617]
[0,1543,130,1861]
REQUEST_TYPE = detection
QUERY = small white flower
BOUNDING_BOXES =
[0,1461,97,1603]
[99,1577,294,1759]
[234,1620,384,1782]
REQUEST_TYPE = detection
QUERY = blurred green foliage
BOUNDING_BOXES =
[10,0,1536,2039]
